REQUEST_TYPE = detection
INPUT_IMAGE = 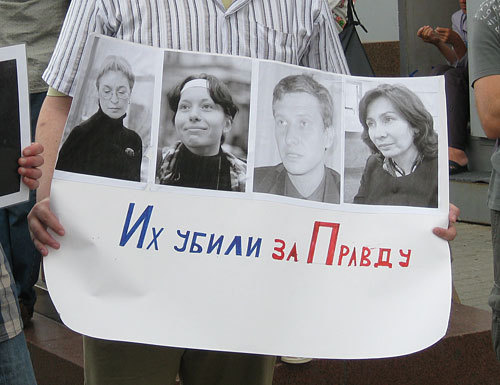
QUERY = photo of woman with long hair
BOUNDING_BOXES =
[353,83,438,208]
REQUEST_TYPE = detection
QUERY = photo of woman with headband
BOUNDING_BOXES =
[157,73,247,192]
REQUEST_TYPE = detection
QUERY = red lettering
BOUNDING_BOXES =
[399,249,411,267]
[286,243,299,262]
[272,239,286,260]
[338,245,350,266]
[360,246,371,267]
[348,248,357,266]
[374,248,393,268]
[307,221,340,265]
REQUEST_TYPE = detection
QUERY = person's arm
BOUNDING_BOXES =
[474,75,500,138]
[435,27,467,61]
[469,2,500,139]
[417,25,461,64]
[27,95,72,256]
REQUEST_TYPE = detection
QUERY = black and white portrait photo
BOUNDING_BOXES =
[253,62,342,204]
[0,59,21,196]
[156,51,252,192]
[0,45,30,208]
[344,79,439,208]
[56,36,158,183]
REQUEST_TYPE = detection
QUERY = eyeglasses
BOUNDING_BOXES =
[100,88,130,100]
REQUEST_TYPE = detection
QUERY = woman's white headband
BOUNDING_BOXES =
[181,79,209,93]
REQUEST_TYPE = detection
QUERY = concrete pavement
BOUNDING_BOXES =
[452,221,493,312]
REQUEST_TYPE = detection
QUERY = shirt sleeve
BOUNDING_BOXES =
[42,0,117,96]
[300,0,350,74]
[469,0,500,86]
[451,10,461,34]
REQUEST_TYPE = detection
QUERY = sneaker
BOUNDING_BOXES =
[281,356,313,364]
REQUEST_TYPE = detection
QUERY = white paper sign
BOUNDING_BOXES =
[45,34,451,359]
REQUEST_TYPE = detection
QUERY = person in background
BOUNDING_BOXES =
[328,0,356,32]
[0,142,44,385]
[417,0,469,175]
[0,0,69,325]
[469,0,500,360]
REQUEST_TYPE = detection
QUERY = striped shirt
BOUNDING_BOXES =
[0,243,22,343]
[43,0,349,96]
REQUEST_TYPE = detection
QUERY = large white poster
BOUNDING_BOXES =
[46,34,451,359]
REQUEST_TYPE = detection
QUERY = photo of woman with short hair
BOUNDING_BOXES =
[56,55,143,181]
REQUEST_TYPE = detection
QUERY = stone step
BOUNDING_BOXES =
[24,313,83,385]
[450,171,491,225]
[274,303,500,384]
[25,300,499,385]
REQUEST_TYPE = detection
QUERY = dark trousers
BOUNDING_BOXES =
[490,209,500,360]
[0,92,45,310]
[431,64,469,151]
[84,336,276,385]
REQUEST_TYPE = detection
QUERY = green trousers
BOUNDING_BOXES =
[84,336,276,385]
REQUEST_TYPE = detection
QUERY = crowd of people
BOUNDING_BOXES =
[2,0,500,384]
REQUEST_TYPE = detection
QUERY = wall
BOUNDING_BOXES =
[355,0,400,43]
[398,0,458,76]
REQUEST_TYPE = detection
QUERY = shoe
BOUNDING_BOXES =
[449,160,468,175]
[280,356,313,364]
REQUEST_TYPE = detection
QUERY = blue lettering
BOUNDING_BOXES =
[119,203,153,248]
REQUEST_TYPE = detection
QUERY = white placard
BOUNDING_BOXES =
[45,35,451,359]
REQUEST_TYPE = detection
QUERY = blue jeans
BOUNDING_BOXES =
[0,92,45,310]
[0,332,37,385]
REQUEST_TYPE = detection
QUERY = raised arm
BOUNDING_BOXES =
[417,25,462,64]
[435,27,467,61]
[28,95,72,256]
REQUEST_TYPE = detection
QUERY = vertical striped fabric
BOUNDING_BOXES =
[43,0,349,96]
[0,244,22,343]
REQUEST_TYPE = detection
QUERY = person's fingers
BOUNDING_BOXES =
[22,142,44,157]
[32,236,50,257]
[18,166,42,180]
[28,200,65,256]
[18,143,44,190]
[19,154,44,168]
[432,225,457,241]
[21,175,40,190]
[33,205,65,236]
[28,214,60,253]
[432,204,460,241]
[449,203,460,223]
